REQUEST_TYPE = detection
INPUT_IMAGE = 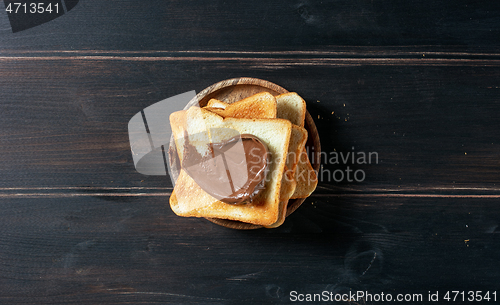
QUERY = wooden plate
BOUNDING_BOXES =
[169,77,321,229]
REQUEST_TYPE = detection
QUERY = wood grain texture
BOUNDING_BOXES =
[0,195,498,303]
[0,0,499,51]
[0,56,499,192]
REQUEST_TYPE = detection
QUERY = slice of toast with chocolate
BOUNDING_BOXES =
[169,107,292,226]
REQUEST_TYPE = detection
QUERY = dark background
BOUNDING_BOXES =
[0,1,499,304]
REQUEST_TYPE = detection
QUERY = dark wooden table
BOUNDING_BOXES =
[1,1,499,304]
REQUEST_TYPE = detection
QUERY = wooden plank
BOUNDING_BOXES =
[0,57,499,191]
[0,0,499,51]
[0,196,498,303]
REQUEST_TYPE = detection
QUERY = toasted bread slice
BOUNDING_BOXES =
[205,92,277,119]
[170,107,292,226]
[170,105,302,204]
[291,150,318,199]
[169,110,187,161]
[276,92,307,127]
[266,126,307,226]
[265,126,308,228]
[206,99,228,109]
[287,126,308,172]
[275,92,318,198]
[263,168,294,228]
[204,107,227,117]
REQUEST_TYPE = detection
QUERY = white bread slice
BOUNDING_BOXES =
[275,93,317,199]
[206,98,228,109]
[204,107,227,117]
[291,150,318,199]
[263,170,294,228]
[170,107,292,226]
[264,126,308,227]
[287,126,308,172]
[169,110,187,161]
[169,106,294,227]
[206,92,277,119]
[276,92,307,127]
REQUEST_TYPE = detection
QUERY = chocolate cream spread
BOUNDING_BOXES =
[182,132,269,204]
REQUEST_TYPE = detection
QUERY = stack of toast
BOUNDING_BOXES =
[169,91,317,228]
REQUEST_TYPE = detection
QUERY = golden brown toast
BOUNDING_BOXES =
[169,107,292,226]
[275,93,317,199]
[205,92,277,119]
[291,150,318,198]
[276,92,307,127]
[206,98,228,109]
[169,110,187,160]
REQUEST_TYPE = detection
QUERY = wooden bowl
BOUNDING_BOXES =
[169,77,321,229]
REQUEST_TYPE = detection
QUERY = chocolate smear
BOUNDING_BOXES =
[182,132,269,204]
